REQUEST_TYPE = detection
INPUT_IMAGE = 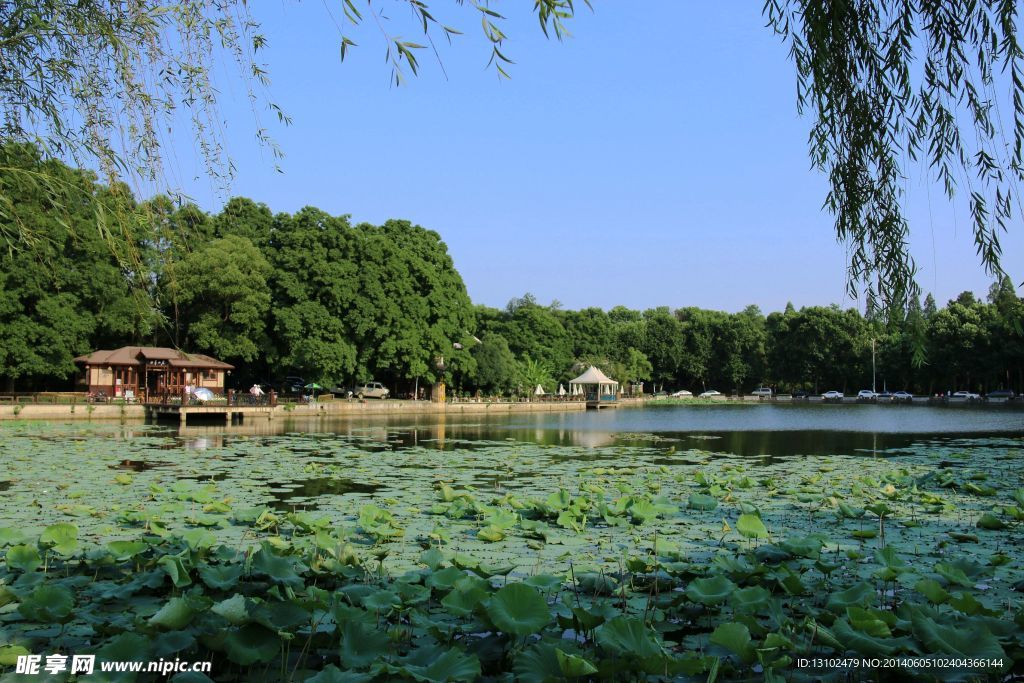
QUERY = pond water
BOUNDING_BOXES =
[2,405,1023,678]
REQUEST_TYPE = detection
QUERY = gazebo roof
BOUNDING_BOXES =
[74,347,233,371]
[569,366,618,385]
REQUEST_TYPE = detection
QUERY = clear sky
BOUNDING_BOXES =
[171,2,1023,313]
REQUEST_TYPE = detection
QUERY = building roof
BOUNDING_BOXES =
[569,366,618,386]
[74,347,234,370]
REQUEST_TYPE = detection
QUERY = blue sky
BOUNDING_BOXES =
[173,2,1022,313]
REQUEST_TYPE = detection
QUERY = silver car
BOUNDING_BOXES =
[353,382,390,399]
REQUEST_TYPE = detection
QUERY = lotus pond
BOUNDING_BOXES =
[1,409,1023,681]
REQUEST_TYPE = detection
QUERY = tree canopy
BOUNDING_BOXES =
[1,1,1020,304]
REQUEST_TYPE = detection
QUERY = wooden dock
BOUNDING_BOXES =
[145,403,275,425]
[586,400,619,410]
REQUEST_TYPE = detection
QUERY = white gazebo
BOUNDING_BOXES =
[568,366,620,409]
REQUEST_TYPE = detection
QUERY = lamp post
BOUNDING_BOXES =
[872,338,876,394]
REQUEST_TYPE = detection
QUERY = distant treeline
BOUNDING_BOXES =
[1,144,1022,395]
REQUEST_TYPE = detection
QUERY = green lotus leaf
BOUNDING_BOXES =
[198,563,243,591]
[949,531,979,543]
[0,527,26,547]
[964,482,997,497]
[934,562,975,588]
[396,581,431,606]
[710,622,755,663]
[1013,488,1024,507]
[107,540,148,560]
[837,502,865,518]
[40,522,78,555]
[426,566,466,592]
[477,525,505,542]
[736,513,769,539]
[440,576,490,617]
[419,547,445,571]
[826,581,875,611]
[686,575,737,606]
[523,574,564,592]
[340,620,390,669]
[97,632,152,681]
[159,555,193,588]
[779,535,823,558]
[182,528,217,550]
[911,613,1007,663]
[846,606,892,637]
[211,594,252,625]
[221,624,280,666]
[831,618,906,656]
[0,644,30,667]
[398,648,481,683]
[687,493,718,511]
[152,630,196,658]
[914,578,950,604]
[149,597,197,630]
[976,513,1007,530]
[251,548,305,588]
[513,643,565,683]
[18,584,74,623]
[363,589,400,612]
[596,616,664,659]
[305,664,374,683]
[545,489,572,510]
[484,583,552,636]
[730,585,772,613]
[556,649,598,677]
[6,544,41,572]
[852,529,878,539]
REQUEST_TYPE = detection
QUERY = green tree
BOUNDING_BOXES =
[0,145,153,390]
[472,335,518,395]
[269,208,359,384]
[167,235,272,363]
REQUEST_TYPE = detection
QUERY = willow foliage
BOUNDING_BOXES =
[765,0,1023,307]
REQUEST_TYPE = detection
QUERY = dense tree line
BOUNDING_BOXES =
[1,146,1022,396]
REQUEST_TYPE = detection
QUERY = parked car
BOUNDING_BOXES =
[893,390,913,402]
[952,390,980,400]
[822,390,844,400]
[670,390,693,398]
[698,390,721,398]
[353,381,390,399]
[751,387,773,397]
[875,391,893,401]
[986,389,1016,399]
[791,389,811,398]
[856,389,877,400]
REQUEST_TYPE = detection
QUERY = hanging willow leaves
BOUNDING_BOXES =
[764,0,1024,308]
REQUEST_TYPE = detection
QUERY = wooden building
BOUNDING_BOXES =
[75,347,233,400]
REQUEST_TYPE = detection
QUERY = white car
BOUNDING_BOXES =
[857,390,876,399]
[670,390,692,398]
[893,391,913,401]
[751,387,773,397]
[952,390,980,399]
[822,390,844,400]
[698,390,721,398]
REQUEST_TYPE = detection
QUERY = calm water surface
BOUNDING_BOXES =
[158,403,1023,457]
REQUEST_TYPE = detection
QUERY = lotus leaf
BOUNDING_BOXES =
[18,583,74,623]
[686,575,736,606]
[340,620,390,668]
[736,513,768,540]
[596,616,664,659]
[710,622,755,663]
[484,583,552,636]
[556,649,598,677]
[220,624,280,666]
[826,581,875,611]
[40,522,78,555]
[6,544,41,572]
